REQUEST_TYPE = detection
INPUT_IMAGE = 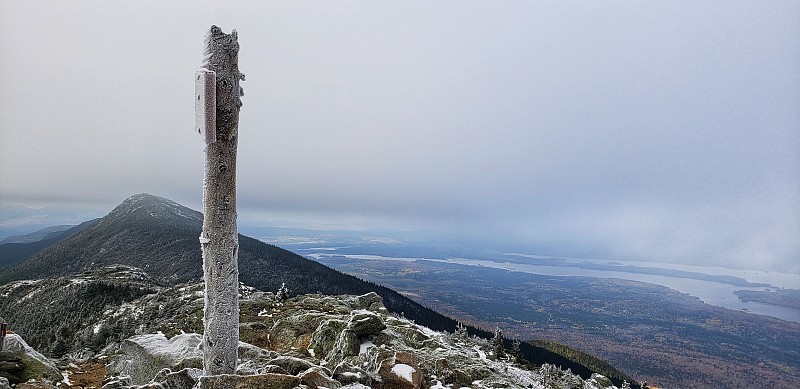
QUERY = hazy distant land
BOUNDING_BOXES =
[735,288,800,309]
[312,255,800,389]
[499,253,773,288]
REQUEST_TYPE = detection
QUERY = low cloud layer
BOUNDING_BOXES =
[1,1,798,272]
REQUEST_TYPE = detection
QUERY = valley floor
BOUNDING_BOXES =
[313,256,800,389]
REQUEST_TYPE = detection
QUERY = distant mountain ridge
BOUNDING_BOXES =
[0,193,473,337]
[0,221,97,268]
[0,193,638,387]
[0,194,201,284]
[0,225,75,244]
[0,203,104,240]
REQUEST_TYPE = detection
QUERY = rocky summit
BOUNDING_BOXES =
[3,280,632,389]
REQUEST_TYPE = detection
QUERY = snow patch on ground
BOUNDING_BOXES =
[391,363,415,382]
[359,339,374,355]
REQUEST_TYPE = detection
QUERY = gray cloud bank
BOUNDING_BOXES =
[1,1,798,272]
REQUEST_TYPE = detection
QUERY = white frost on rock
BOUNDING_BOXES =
[473,345,487,360]
[106,333,203,385]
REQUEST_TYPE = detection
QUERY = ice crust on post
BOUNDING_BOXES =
[198,25,244,377]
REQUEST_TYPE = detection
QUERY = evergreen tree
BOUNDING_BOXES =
[453,321,469,341]
[277,282,291,302]
[492,326,504,358]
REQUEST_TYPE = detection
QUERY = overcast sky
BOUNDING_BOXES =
[1,1,798,272]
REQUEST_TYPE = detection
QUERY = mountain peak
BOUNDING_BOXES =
[0,194,204,285]
[109,193,202,224]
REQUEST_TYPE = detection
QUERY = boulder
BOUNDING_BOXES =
[0,377,10,389]
[1,334,62,383]
[264,355,317,376]
[198,373,300,389]
[331,329,360,361]
[300,366,341,389]
[307,319,347,360]
[236,342,279,375]
[150,367,202,389]
[353,292,384,311]
[386,325,430,349]
[106,333,203,385]
[268,312,328,351]
[348,310,386,337]
[333,362,372,386]
[108,333,283,385]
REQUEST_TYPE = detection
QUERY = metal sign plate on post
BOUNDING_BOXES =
[195,69,217,145]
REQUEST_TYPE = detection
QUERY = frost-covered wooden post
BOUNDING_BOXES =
[196,25,245,376]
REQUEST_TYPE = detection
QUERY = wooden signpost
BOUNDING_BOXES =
[195,25,245,376]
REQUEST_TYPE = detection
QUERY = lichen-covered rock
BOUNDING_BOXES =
[348,310,386,337]
[236,342,279,374]
[332,362,372,386]
[264,355,317,376]
[307,318,347,359]
[149,367,202,389]
[101,375,132,389]
[15,382,57,389]
[198,373,300,389]
[0,377,9,389]
[329,329,360,363]
[1,334,62,384]
[352,292,384,311]
[381,319,431,349]
[300,366,341,389]
[267,312,328,351]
